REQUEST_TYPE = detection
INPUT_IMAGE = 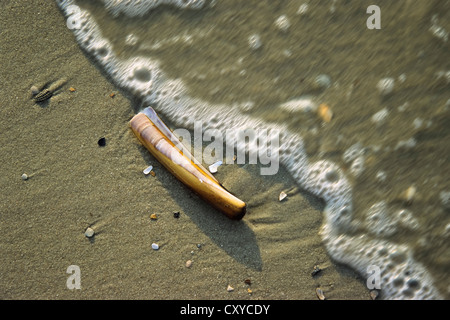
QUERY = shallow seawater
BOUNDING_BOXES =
[63,0,449,298]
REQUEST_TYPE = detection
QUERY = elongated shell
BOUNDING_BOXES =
[130,107,246,220]
[34,89,53,102]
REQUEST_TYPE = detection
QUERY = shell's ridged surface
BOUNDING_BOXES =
[34,89,53,102]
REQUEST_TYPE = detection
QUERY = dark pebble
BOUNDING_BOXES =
[98,137,106,147]
[173,211,180,219]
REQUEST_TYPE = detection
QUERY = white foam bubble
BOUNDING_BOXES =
[320,231,441,299]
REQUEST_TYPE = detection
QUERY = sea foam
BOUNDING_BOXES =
[56,0,443,299]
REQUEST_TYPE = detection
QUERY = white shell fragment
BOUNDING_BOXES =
[279,96,317,113]
[21,173,29,181]
[143,165,153,175]
[85,227,95,238]
[151,243,159,250]
[279,191,287,201]
[209,160,222,174]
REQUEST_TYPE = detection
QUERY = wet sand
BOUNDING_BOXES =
[0,1,372,300]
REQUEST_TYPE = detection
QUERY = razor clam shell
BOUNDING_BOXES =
[130,111,246,219]
[141,107,219,183]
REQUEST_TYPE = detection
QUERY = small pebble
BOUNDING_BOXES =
[413,117,424,130]
[30,85,40,96]
[69,87,76,92]
[279,191,287,201]
[151,243,159,250]
[150,213,158,220]
[21,173,29,181]
[209,160,222,174]
[185,260,193,268]
[318,103,333,122]
[110,92,116,98]
[227,285,234,292]
[173,211,180,218]
[370,290,379,300]
[85,227,95,238]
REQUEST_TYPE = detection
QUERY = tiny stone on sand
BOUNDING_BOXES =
[85,227,95,238]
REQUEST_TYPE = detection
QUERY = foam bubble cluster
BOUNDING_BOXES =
[56,0,443,299]
[321,229,439,300]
